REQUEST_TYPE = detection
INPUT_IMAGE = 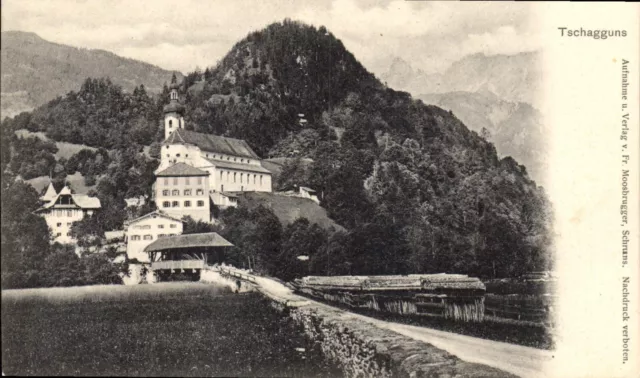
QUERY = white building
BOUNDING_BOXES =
[154,163,212,223]
[124,210,184,263]
[34,184,101,244]
[156,84,273,214]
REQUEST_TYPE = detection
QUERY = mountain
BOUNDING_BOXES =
[2,20,553,279]
[1,31,180,119]
[419,91,547,184]
[382,52,542,109]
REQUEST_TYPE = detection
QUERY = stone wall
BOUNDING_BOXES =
[264,292,516,378]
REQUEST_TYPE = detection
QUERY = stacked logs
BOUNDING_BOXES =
[292,274,486,323]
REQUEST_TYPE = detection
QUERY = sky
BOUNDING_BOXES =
[1,0,542,76]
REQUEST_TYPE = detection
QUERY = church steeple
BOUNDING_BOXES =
[163,74,185,140]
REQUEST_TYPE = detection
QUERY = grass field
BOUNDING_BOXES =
[1,283,341,377]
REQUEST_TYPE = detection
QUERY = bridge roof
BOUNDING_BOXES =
[144,232,233,252]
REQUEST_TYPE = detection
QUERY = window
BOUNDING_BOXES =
[198,177,203,185]
[172,201,179,207]
[164,178,169,186]
[185,154,189,158]
[158,234,166,238]
[166,154,170,158]
[260,175,263,185]
[184,201,191,207]
[158,225,164,229]
[67,232,71,236]
[234,172,236,183]
[141,225,151,230]
[67,223,72,227]
[184,189,192,196]
[226,171,229,181]
[241,186,244,192]
[169,120,173,128]
[221,185,224,192]
[227,157,230,161]
[162,190,170,196]
[241,159,244,163]
[172,190,180,196]
[185,177,190,185]
[196,189,203,195]
[248,160,251,164]
[131,235,141,241]
[163,201,170,208]
[176,153,181,157]
[234,158,237,162]
[56,233,62,237]
[173,178,178,185]
[57,222,62,227]
[253,174,256,184]
[220,171,223,181]
[240,173,244,183]
[170,224,177,229]
[143,235,153,240]
[67,210,73,217]
[197,200,204,207]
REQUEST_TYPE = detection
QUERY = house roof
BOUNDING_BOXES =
[144,232,233,252]
[124,210,184,226]
[204,158,272,174]
[164,129,259,159]
[40,182,57,202]
[34,190,101,213]
[156,162,209,177]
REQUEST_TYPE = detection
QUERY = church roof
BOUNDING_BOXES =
[164,129,260,159]
[144,232,233,252]
[163,101,185,114]
[156,162,210,177]
[40,182,57,202]
[205,158,271,174]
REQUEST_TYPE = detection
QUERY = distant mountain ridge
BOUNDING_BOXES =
[382,51,542,108]
[1,31,181,119]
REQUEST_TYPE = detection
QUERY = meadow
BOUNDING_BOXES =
[1,283,342,377]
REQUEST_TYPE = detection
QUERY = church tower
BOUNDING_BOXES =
[163,81,185,140]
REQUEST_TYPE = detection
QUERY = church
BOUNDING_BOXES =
[152,81,272,222]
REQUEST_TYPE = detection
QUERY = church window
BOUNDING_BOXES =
[184,189,192,195]
[197,200,204,207]
[131,235,141,241]
[169,120,173,128]
[260,175,263,185]
[172,190,179,196]
[233,172,236,183]
[184,201,191,207]
[172,201,179,207]
[196,189,203,195]
[185,177,190,185]
[163,201,170,208]
[144,235,153,240]
[253,174,256,184]
[162,190,170,196]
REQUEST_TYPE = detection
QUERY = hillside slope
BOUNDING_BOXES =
[237,192,343,231]
[418,91,547,184]
[1,31,180,118]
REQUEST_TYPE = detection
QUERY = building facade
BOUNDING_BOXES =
[156,84,273,209]
[124,210,184,263]
[34,184,101,244]
[154,163,211,222]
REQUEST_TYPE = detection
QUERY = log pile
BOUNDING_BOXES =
[292,274,486,323]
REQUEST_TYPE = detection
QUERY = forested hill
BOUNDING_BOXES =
[1,31,180,119]
[1,20,553,279]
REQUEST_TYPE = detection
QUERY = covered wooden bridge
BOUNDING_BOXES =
[144,232,234,278]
